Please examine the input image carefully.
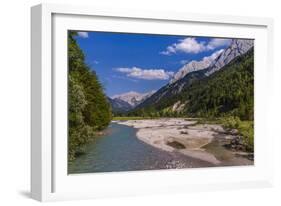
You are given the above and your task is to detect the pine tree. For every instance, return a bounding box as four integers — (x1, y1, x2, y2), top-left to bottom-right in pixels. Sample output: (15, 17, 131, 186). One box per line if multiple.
(68, 32, 111, 160)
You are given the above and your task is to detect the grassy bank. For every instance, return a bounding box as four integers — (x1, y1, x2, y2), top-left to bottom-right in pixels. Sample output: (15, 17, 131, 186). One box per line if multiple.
(112, 116, 159, 121)
(198, 116, 253, 152)
(235, 120, 254, 151)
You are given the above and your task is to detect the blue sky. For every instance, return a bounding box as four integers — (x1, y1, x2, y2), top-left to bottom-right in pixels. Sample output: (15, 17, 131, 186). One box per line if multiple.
(73, 31, 231, 97)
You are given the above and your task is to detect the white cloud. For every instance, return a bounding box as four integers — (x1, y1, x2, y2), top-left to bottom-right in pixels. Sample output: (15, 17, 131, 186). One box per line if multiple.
(77, 32, 89, 38)
(206, 38, 231, 50)
(160, 37, 205, 55)
(115, 66, 174, 80)
(180, 60, 189, 65)
(161, 37, 231, 55)
(202, 49, 224, 62)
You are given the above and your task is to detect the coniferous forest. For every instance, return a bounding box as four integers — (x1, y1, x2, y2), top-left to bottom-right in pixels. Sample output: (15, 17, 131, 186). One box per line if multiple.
(68, 32, 111, 160)
(68, 32, 254, 173)
(129, 48, 254, 121)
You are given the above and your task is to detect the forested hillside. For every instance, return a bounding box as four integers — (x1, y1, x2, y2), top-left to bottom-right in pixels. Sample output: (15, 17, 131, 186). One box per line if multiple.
(130, 48, 254, 121)
(68, 32, 111, 160)
(181, 48, 254, 120)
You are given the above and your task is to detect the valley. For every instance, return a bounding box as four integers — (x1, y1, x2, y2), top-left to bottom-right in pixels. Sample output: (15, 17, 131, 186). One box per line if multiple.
(116, 118, 253, 165)
(68, 31, 254, 173)
(107, 39, 254, 159)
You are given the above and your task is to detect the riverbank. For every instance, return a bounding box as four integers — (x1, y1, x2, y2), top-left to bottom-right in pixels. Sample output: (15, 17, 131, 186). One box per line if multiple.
(69, 122, 214, 173)
(116, 118, 253, 166)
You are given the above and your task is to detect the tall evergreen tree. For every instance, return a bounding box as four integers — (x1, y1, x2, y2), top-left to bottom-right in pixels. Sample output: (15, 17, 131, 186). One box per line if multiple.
(68, 32, 111, 160)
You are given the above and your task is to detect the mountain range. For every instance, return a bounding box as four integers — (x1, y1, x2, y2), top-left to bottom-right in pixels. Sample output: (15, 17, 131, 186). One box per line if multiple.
(107, 97, 132, 113)
(108, 39, 254, 117)
(131, 39, 254, 119)
(169, 49, 224, 84)
(108, 90, 155, 113)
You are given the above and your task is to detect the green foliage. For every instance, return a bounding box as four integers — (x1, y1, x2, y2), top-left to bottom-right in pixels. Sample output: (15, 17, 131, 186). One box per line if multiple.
(220, 116, 241, 129)
(112, 116, 158, 121)
(129, 49, 254, 152)
(132, 48, 254, 121)
(69, 76, 87, 127)
(68, 125, 96, 161)
(68, 32, 111, 160)
(219, 116, 254, 152)
(238, 121, 254, 151)
(180, 49, 254, 120)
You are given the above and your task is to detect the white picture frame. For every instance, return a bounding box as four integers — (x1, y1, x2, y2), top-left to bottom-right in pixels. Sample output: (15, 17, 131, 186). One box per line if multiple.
(31, 3, 274, 202)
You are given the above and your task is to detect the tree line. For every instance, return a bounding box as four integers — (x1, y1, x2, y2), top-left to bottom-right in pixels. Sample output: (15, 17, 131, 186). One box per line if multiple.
(129, 48, 254, 121)
(68, 32, 111, 160)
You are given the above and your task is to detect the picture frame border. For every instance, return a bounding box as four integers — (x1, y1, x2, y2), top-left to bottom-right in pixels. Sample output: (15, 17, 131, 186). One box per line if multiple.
(31, 3, 274, 202)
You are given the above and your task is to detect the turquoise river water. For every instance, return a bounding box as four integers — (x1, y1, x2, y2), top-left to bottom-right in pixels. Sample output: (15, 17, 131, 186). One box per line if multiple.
(68, 123, 213, 174)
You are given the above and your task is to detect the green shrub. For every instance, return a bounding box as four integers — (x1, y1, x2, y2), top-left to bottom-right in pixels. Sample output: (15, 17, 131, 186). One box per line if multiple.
(238, 121, 254, 151)
(220, 116, 241, 129)
(68, 32, 111, 161)
(219, 116, 254, 152)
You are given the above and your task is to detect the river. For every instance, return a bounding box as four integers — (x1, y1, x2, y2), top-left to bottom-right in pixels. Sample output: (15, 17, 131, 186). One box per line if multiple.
(68, 122, 213, 174)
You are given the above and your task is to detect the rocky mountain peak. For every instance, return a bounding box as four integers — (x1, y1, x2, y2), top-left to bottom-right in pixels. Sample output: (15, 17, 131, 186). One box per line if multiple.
(169, 49, 224, 84)
(111, 90, 156, 107)
(169, 39, 254, 84)
(205, 39, 254, 76)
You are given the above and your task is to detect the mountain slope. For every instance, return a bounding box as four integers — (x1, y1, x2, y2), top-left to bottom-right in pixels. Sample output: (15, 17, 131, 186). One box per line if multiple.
(205, 39, 254, 76)
(180, 48, 254, 119)
(135, 39, 254, 111)
(112, 90, 156, 108)
(131, 48, 254, 120)
(107, 97, 133, 113)
(169, 49, 223, 84)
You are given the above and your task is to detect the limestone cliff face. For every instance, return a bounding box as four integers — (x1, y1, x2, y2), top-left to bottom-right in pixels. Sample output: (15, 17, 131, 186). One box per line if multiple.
(136, 39, 254, 109)
(205, 39, 254, 76)
(170, 49, 223, 84)
(112, 90, 156, 107)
